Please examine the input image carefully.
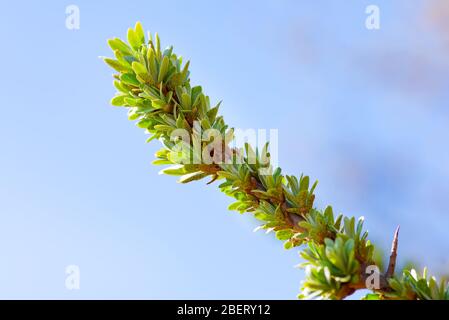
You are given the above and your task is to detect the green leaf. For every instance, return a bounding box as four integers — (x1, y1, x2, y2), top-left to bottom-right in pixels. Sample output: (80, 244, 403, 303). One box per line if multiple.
(343, 217, 355, 237)
(154, 124, 174, 132)
(134, 22, 145, 44)
(127, 108, 140, 120)
(131, 61, 147, 75)
(155, 33, 161, 57)
(284, 241, 293, 250)
(362, 293, 381, 300)
(158, 56, 169, 83)
(110, 95, 127, 106)
(146, 135, 158, 143)
(180, 60, 190, 81)
(217, 171, 236, 180)
(107, 38, 133, 56)
(152, 159, 172, 165)
(207, 105, 219, 123)
(181, 93, 191, 109)
(310, 180, 318, 195)
(163, 46, 173, 58)
(300, 176, 309, 191)
(228, 202, 241, 211)
(124, 97, 142, 107)
(159, 165, 186, 176)
(276, 229, 294, 241)
(147, 49, 158, 81)
(120, 73, 140, 86)
(113, 80, 128, 93)
(136, 119, 151, 128)
(127, 28, 141, 50)
(254, 212, 274, 222)
(178, 171, 208, 183)
(104, 58, 130, 73)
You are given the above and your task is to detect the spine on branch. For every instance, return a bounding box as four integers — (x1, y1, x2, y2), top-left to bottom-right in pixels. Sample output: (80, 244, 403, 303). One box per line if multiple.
(102, 22, 449, 300)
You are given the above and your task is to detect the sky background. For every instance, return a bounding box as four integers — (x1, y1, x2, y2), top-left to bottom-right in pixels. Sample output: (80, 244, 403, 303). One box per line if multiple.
(1, 0, 449, 299)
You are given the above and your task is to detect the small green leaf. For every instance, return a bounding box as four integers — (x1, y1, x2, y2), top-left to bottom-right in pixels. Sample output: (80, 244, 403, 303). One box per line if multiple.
(207, 105, 219, 123)
(362, 293, 381, 300)
(254, 212, 274, 222)
(181, 93, 191, 109)
(134, 22, 145, 44)
(147, 49, 158, 81)
(146, 135, 158, 143)
(136, 119, 151, 128)
(127, 28, 141, 50)
(155, 33, 161, 57)
(104, 58, 130, 73)
(131, 61, 147, 75)
(178, 171, 208, 183)
(120, 73, 140, 86)
(158, 56, 169, 83)
(107, 38, 133, 56)
(217, 171, 236, 180)
(159, 165, 186, 176)
(284, 241, 293, 250)
(113, 80, 129, 93)
(180, 60, 190, 81)
(228, 202, 241, 211)
(300, 176, 309, 191)
(152, 159, 172, 166)
(276, 229, 294, 241)
(127, 108, 140, 120)
(110, 95, 127, 106)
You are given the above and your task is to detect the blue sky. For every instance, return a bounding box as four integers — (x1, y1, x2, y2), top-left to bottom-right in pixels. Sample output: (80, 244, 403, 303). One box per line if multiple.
(1, 0, 448, 299)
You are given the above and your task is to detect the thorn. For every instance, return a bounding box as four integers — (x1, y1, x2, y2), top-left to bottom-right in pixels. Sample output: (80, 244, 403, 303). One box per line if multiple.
(391, 225, 400, 254)
(386, 225, 400, 278)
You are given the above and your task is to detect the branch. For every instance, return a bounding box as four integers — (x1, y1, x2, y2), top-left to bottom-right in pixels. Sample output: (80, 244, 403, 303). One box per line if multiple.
(103, 22, 449, 300)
